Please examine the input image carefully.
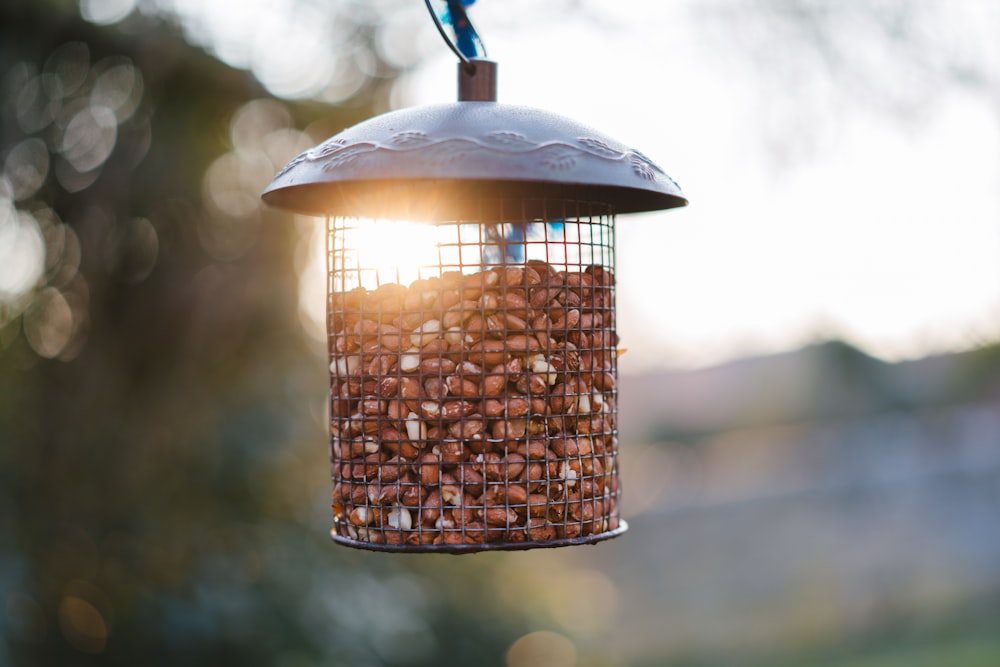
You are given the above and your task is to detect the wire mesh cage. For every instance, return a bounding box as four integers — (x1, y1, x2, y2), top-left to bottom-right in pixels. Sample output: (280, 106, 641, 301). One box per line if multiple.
(327, 199, 623, 551)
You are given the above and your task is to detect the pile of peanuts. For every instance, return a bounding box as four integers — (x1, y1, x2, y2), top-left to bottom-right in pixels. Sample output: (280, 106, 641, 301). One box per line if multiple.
(329, 259, 621, 547)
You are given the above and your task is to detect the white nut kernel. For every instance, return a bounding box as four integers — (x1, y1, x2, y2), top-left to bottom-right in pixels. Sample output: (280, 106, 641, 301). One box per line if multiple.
(410, 320, 441, 345)
(405, 412, 426, 441)
(400, 354, 421, 373)
(416, 318, 441, 337)
(332, 354, 362, 376)
(387, 508, 412, 530)
(529, 355, 558, 386)
(560, 461, 578, 489)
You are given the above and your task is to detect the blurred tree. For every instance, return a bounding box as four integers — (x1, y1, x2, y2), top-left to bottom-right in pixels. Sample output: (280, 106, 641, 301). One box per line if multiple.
(0, 2, 532, 665)
(693, 0, 1000, 165)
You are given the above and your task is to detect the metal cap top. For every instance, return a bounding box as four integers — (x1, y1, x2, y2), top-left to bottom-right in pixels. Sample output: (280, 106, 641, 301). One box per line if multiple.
(262, 101, 687, 221)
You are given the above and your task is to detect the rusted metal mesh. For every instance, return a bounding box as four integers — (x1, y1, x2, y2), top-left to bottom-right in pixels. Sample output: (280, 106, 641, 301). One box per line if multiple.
(328, 201, 622, 551)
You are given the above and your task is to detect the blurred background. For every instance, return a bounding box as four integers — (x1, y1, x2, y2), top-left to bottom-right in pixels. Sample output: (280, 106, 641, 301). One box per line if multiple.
(2, 0, 999, 665)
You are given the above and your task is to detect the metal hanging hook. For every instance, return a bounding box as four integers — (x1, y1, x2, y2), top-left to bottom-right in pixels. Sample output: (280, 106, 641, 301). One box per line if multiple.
(424, 0, 486, 73)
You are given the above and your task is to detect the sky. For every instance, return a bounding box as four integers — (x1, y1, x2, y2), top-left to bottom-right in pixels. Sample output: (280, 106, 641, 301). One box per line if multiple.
(394, 1, 1000, 371)
(11, 0, 999, 372)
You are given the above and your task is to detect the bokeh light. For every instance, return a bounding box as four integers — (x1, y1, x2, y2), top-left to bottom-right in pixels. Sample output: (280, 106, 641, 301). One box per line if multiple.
(44, 41, 90, 100)
(0, 202, 45, 301)
(543, 568, 621, 637)
(22, 286, 74, 359)
(152, 0, 399, 101)
(3, 138, 50, 201)
(38, 208, 82, 288)
(0, 35, 150, 357)
(80, 0, 137, 26)
(60, 104, 118, 173)
(250, 3, 337, 100)
(506, 631, 577, 667)
(200, 97, 315, 262)
(91, 58, 143, 123)
(57, 595, 107, 654)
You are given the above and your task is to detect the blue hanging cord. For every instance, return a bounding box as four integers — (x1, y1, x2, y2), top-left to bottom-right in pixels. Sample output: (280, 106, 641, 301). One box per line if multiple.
(425, 0, 486, 65)
(445, 0, 482, 59)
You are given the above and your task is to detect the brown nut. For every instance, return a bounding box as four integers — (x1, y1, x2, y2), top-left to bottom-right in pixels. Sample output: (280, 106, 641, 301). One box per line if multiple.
(379, 456, 406, 483)
(417, 452, 441, 485)
(440, 400, 477, 421)
(526, 518, 557, 541)
(482, 399, 505, 418)
(506, 335, 541, 353)
(505, 397, 530, 418)
(448, 418, 485, 441)
(420, 489, 443, 525)
(437, 441, 464, 465)
(401, 483, 427, 507)
(491, 419, 526, 441)
(520, 439, 548, 460)
(399, 377, 421, 400)
(360, 399, 385, 416)
(527, 493, 549, 518)
(423, 377, 449, 400)
(485, 483, 528, 508)
(445, 375, 480, 397)
(419, 357, 457, 375)
(456, 360, 483, 376)
(378, 483, 401, 506)
(502, 267, 524, 286)
(474, 452, 502, 481)
(443, 301, 478, 329)
(377, 376, 400, 398)
(550, 437, 579, 458)
(456, 465, 485, 497)
(504, 453, 527, 481)
(469, 340, 506, 367)
(482, 506, 518, 527)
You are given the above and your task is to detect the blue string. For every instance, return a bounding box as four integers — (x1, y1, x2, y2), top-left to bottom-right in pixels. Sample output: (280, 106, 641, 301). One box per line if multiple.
(444, 0, 481, 59)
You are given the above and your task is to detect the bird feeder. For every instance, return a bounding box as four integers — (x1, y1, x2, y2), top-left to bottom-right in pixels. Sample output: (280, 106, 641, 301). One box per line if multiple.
(262, 11, 686, 552)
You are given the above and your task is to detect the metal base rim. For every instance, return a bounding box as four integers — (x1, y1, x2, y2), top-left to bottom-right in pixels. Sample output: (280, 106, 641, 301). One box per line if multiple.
(329, 520, 628, 554)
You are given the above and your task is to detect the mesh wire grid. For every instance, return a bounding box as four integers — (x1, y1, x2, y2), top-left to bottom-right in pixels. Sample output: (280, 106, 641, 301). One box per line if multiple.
(327, 198, 625, 552)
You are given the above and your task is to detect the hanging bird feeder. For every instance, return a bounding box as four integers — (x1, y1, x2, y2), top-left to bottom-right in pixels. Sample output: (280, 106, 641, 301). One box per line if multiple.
(262, 1, 686, 552)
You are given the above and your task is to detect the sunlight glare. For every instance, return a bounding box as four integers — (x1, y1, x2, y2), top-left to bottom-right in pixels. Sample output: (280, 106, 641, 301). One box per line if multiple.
(338, 218, 449, 290)
(298, 218, 447, 342)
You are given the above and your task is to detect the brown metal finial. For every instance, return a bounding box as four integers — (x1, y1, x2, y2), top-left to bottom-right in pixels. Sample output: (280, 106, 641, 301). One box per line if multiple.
(458, 58, 498, 102)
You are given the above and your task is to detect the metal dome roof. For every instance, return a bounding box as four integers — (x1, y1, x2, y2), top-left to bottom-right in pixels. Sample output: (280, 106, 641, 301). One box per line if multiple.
(262, 101, 687, 222)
